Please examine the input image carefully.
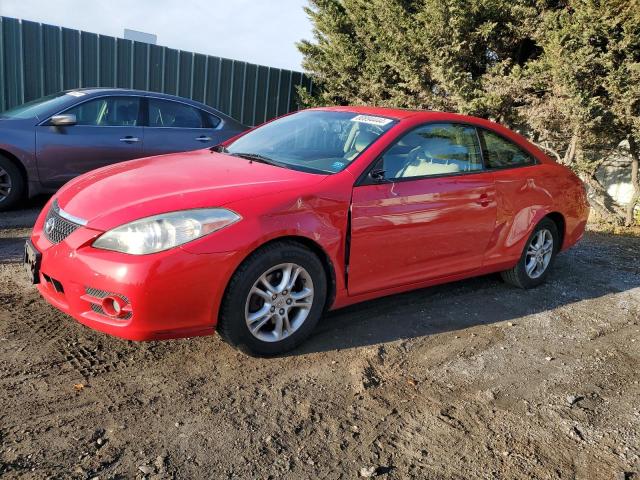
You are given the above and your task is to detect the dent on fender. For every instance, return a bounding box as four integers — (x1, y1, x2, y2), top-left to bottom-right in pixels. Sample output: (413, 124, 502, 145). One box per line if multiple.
(504, 206, 550, 248)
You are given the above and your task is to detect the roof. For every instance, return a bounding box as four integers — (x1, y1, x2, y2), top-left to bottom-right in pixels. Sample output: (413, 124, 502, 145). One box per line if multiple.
(65, 87, 184, 98)
(313, 105, 489, 124)
(313, 105, 514, 131)
(60, 88, 243, 126)
(313, 105, 422, 120)
(311, 105, 548, 162)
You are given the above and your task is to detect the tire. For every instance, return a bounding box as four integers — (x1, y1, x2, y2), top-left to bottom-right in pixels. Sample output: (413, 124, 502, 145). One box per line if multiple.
(501, 218, 559, 289)
(217, 241, 327, 356)
(0, 155, 25, 211)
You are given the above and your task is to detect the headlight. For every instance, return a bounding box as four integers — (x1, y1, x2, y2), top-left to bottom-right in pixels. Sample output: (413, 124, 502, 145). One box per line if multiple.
(92, 208, 241, 255)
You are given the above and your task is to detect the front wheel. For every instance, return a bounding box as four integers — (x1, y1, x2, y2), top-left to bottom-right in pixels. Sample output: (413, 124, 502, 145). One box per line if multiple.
(217, 241, 327, 356)
(501, 218, 559, 289)
(0, 155, 25, 211)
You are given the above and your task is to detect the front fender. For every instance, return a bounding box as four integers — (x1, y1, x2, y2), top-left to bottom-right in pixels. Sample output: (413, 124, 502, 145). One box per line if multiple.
(180, 187, 351, 297)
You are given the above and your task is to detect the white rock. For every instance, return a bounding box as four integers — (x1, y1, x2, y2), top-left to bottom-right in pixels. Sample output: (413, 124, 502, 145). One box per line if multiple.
(360, 466, 376, 477)
(138, 465, 154, 475)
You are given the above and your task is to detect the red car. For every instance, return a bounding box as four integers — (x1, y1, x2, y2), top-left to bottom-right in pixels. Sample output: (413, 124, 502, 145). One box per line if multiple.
(26, 107, 589, 355)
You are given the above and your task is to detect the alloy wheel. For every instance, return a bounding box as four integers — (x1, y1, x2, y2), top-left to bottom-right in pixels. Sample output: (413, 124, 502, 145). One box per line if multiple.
(245, 263, 314, 342)
(0, 166, 12, 203)
(525, 228, 554, 279)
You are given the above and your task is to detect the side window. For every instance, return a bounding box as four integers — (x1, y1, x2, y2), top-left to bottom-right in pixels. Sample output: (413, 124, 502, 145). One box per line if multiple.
(148, 99, 205, 128)
(204, 112, 221, 128)
(381, 123, 483, 180)
(480, 129, 535, 168)
(65, 96, 140, 126)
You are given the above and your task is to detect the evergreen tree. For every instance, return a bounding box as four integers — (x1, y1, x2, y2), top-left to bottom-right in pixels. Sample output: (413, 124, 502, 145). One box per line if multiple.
(298, 0, 640, 225)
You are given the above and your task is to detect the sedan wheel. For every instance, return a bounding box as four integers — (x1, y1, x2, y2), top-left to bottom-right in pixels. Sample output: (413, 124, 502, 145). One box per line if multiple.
(0, 166, 12, 201)
(218, 241, 327, 356)
(524, 228, 554, 279)
(0, 155, 26, 212)
(0, 156, 25, 211)
(245, 263, 314, 342)
(501, 218, 559, 289)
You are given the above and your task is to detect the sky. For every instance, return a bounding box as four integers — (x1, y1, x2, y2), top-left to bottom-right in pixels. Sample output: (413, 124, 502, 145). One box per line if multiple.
(0, 0, 314, 71)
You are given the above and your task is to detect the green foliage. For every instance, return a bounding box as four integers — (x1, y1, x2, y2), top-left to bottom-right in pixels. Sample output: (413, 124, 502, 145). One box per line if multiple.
(298, 0, 640, 223)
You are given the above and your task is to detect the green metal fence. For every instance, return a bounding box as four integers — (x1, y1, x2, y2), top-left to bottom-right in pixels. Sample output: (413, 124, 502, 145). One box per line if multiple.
(0, 16, 313, 125)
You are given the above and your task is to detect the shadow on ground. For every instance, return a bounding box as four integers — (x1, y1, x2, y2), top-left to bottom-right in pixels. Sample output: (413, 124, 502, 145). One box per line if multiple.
(294, 234, 640, 355)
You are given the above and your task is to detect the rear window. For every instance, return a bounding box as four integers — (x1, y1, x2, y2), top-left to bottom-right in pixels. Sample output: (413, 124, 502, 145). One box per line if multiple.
(148, 99, 205, 128)
(480, 129, 535, 168)
(204, 112, 221, 128)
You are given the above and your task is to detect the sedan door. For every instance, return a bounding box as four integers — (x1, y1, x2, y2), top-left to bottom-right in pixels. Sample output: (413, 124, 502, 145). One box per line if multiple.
(35, 95, 143, 188)
(348, 123, 497, 296)
(142, 98, 225, 156)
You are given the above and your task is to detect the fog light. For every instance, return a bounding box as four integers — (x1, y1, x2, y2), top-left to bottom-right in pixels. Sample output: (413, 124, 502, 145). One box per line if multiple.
(101, 296, 127, 318)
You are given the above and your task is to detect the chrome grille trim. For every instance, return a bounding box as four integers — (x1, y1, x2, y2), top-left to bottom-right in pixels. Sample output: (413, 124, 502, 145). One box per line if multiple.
(43, 200, 84, 244)
(57, 205, 88, 226)
(84, 287, 130, 304)
(89, 302, 132, 320)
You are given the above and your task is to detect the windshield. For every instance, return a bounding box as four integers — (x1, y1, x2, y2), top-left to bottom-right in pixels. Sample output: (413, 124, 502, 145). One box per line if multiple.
(225, 110, 397, 174)
(0, 91, 77, 120)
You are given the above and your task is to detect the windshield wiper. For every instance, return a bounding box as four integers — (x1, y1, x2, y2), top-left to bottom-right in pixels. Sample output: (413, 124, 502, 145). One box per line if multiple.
(229, 152, 288, 168)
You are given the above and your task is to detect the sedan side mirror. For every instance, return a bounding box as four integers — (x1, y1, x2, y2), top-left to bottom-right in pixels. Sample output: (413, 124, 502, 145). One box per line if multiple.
(49, 114, 77, 126)
(369, 168, 387, 183)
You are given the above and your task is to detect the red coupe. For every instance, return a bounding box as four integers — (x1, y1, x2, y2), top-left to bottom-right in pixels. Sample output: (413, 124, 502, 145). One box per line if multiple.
(26, 107, 589, 355)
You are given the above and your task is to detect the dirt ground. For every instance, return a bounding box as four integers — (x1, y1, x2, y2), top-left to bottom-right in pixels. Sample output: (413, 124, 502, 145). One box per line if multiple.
(0, 199, 639, 479)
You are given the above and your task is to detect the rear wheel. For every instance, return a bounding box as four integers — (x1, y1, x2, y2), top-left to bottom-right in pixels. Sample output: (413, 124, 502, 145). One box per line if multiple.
(501, 218, 559, 289)
(217, 241, 327, 356)
(0, 155, 25, 211)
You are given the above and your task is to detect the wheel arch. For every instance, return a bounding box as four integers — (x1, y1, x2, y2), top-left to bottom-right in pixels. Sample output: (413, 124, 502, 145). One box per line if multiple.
(544, 211, 566, 251)
(225, 235, 338, 313)
(0, 148, 28, 186)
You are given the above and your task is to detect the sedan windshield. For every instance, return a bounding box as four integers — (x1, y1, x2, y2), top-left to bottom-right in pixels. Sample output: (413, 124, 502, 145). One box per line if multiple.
(0, 92, 75, 120)
(225, 110, 397, 174)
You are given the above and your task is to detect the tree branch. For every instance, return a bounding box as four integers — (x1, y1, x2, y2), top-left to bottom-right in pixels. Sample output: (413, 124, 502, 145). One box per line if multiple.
(625, 135, 640, 226)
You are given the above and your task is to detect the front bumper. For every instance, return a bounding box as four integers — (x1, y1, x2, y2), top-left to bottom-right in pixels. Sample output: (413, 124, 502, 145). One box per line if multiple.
(31, 224, 242, 341)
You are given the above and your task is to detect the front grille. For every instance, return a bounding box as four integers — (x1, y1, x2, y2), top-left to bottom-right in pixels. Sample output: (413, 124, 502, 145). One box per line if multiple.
(89, 303, 132, 320)
(43, 200, 82, 244)
(84, 286, 130, 304)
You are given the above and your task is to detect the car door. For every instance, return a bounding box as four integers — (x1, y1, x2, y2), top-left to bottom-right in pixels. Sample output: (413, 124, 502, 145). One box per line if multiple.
(142, 98, 224, 156)
(35, 95, 143, 188)
(348, 123, 497, 296)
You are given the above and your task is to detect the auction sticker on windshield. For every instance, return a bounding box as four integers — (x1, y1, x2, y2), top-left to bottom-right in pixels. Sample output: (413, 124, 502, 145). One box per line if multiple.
(350, 115, 393, 126)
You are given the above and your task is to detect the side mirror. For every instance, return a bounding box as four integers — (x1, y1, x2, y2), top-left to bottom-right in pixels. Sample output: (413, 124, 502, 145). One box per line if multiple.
(49, 114, 77, 126)
(369, 168, 387, 183)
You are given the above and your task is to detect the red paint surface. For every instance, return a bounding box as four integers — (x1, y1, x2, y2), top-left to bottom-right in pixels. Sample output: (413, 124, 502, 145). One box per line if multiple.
(31, 107, 589, 340)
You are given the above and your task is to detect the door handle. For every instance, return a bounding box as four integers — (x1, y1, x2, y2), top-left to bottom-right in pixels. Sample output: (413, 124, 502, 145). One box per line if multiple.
(195, 135, 212, 142)
(119, 136, 140, 143)
(477, 193, 490, 207)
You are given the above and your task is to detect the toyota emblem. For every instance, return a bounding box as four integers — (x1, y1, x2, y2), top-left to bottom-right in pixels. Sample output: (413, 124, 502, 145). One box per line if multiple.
(45, 217, 56, 235)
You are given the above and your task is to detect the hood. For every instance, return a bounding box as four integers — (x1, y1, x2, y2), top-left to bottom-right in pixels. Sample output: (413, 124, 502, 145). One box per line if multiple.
(56, 149, 327, 231)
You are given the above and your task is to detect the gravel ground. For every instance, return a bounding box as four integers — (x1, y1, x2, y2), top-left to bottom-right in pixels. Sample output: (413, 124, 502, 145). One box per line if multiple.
(0, 200, 639, 479)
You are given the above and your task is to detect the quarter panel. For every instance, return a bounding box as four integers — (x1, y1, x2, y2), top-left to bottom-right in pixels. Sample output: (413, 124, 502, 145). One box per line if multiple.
(483, 163, 588, 268)
(482, 165, 554, 267)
